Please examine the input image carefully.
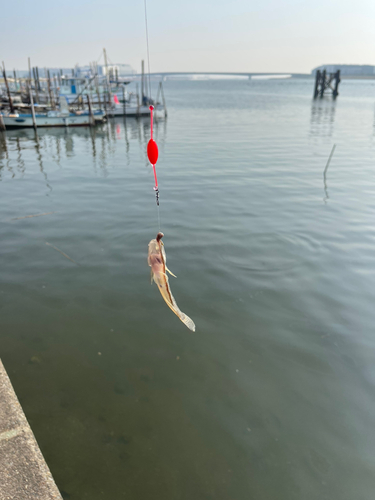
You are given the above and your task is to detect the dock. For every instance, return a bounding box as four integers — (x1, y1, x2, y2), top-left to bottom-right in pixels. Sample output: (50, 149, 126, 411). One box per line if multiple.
(0, 359, 62, 500)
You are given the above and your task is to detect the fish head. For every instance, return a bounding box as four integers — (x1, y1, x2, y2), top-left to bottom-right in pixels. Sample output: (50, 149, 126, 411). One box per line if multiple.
(148, 234, 164, 271)
(156, 232, 164, 244)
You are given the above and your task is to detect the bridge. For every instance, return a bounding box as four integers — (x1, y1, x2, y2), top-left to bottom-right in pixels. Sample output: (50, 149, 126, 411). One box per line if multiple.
(147, 71, 311, 79)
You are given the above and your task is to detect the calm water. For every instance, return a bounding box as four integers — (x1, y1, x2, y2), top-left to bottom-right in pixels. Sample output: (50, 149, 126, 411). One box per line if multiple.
(1, 78, 375, 499)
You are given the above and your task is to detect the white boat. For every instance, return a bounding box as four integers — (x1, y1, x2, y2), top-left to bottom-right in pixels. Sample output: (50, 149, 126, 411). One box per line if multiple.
(107, 103, 165, 117)
(59, 75, 131, 105)
(105, 91, 165, 117)
(2, 109, 105, 128)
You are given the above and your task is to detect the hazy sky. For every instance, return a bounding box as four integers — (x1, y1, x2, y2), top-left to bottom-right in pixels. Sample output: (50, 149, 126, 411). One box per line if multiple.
(2, 0, 375, 74)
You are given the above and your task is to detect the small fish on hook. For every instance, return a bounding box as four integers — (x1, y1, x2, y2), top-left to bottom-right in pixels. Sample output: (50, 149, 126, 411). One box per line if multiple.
(148, 232, 195, 331)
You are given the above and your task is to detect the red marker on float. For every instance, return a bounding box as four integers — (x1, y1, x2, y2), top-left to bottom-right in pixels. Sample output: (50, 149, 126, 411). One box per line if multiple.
(147, 105, 160, 205)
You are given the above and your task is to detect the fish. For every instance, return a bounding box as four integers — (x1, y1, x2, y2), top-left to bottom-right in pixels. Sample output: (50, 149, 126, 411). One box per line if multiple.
(148, 232, 196, 331)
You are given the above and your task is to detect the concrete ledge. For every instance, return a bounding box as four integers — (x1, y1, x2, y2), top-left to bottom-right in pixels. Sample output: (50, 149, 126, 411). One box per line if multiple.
(0, 359, 62, 500)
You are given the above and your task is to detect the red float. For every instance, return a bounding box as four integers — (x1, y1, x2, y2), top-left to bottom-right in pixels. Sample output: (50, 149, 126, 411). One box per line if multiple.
(147, 138, 159, 166)
(147, 105, 159, 194)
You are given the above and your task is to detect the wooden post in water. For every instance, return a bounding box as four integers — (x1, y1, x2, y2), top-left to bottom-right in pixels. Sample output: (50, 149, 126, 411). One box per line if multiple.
(87, 95, 94, 126)
(53, 74, 57, 104)
(0, 113, 6, 131)
(136, 83, 140, 118)
(32, 67, 40, 103)
(313, 70, 320, 98)
(28, 84, 37, 130)
(333, 70, 340, 98)
(2, 62, 15, 114)
(122, 86, 126, 118)
(13, 69, 18, 92)
(28, 57, 32, 86)
(103, 90, 108, 116)
(36, 67, 41, 91)
(313, 68, 341, 99)
(320, 70, 326, 98)
(47, 70, 55, 109)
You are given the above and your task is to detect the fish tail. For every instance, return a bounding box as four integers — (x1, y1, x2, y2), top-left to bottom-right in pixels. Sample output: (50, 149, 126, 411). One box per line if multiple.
(179, 313, 196, 332)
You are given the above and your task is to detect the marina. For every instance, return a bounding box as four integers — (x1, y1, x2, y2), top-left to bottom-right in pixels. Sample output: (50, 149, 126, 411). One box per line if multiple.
(0, 52, 167, 129)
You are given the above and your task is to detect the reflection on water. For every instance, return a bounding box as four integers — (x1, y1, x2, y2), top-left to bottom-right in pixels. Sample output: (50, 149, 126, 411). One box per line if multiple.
(0, 131, 8, 163)
(310, 98, 336, 138)
(1, 80, 375, 500)
(0, 117, 167, 182)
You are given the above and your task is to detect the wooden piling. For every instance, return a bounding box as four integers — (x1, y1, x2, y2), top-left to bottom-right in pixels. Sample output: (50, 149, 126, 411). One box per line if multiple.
(87, 95, 95, 126)
(122, 86, 127, 118)
(320, 70, 326, 98)
(28, 57, 31, 85)
(36, 67, 41, 91)
(0, 113, 6, 131)
(13, 69, 17, 91)
(47, 70, 55, 109)
(53, 74, 58, 104)
(136, 83, 140, 118)
(2, 62, 15, 114)
(32, 67, 40, 103)
(313, 70, 320, 98)
(333, 70, 340, 98)
(103, 90, 108, 116)
(313, 68, 341, 99)
(28, 84, 37, 130)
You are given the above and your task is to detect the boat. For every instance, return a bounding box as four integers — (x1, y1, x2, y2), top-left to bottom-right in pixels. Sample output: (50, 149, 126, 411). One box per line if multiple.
(107, 93, 165, 118)
(2, 109, 105, 128)
(108, 102, 165, 117)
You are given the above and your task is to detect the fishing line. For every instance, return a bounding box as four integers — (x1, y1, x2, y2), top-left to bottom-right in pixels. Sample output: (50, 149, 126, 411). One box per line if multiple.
(144, 0, 161, 230)
(144, 0, 152, 99)
(156, 200, 161, 232)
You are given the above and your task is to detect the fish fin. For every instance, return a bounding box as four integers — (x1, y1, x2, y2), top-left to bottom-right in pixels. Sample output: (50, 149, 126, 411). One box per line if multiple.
(166, 266, 177, 278)
(179, 313, 196, 332)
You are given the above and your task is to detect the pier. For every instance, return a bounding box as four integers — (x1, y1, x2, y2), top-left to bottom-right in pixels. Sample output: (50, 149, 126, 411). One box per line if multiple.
(0, 359, 62, 499)
(313, 69, 341, 98)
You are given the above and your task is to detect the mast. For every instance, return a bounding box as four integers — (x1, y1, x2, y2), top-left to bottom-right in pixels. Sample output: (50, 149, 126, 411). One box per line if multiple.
(103, 48, 112, 105)
(141, 59, 145, 102)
